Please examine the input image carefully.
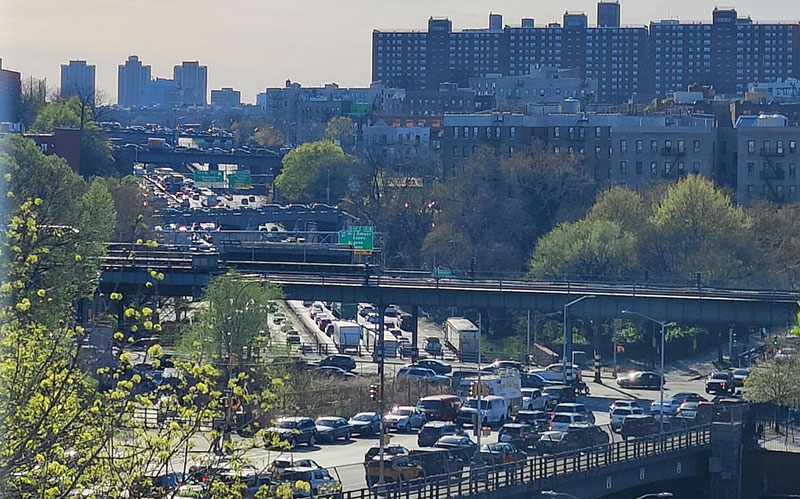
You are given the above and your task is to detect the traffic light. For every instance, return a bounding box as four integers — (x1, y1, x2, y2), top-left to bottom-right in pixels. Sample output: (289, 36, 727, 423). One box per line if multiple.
(773, 336, 780, 346)
(369, 384, 378, 401)
(732, 332, 738, 344)
(468, 381, 477, 398)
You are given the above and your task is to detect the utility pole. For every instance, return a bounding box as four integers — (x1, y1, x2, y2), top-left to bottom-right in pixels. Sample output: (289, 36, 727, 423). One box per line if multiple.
(526, 310, 531, 365)
(377, 303, 386, 484)
(476, 312, 483, 450)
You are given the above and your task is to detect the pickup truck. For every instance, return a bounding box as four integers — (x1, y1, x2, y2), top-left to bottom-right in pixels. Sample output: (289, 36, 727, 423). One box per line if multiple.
(705, 372, 734, 395)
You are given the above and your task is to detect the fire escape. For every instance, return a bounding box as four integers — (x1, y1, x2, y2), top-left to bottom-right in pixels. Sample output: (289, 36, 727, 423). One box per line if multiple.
(760, 143, 785, 202)
(660, 142, 686, 178)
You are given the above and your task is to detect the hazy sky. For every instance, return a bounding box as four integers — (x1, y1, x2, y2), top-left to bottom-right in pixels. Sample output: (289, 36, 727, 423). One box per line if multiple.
(2, 0, 800, 104)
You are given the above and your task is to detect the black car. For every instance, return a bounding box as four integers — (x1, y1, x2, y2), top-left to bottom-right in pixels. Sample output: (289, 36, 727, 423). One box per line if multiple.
(514, 410, 549, 431)
(521, 372, 550, 389)
(319, 354, 357, 372)
(542, 384, 577, 408)
(267, 417, 318, 448)
(705, 372, 735, 395)
(348, 412, 382, 436)
(616, 371, 664, 389)
(434, 435, 477, 462)
(416, 359, 452, 375)
(498, 423, 538, 450)
(314, 417, 352, 442)
(418, 421, 466, 447)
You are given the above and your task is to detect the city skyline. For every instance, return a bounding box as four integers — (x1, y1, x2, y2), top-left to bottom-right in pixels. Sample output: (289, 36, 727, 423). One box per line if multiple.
(3, 0, 800, 104)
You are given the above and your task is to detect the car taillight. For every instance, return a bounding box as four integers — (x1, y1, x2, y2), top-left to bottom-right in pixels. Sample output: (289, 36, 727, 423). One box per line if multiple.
(202, 476, 209, 482)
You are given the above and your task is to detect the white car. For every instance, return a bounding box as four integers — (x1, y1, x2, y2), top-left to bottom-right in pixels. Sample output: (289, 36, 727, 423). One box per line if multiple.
(384, 406, 427, 432)
(610, 407, 644, 432)
(650, 398, 681, 416)
(396, 367, 449, 385)
(522, 388, 548, 410)
(549, 412, 587, 431)
(609, 400, 641, 414)
(530, 363, 581, 383)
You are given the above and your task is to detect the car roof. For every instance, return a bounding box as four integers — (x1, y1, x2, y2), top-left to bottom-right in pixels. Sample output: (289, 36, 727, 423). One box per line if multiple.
(352, 412, 377, 417)
(280, 416, 311, 422)
(423, 421, 453, 428)
(316, 416, 344, 422)
(419, 394, 460, 401)
(501, 423, 532, 429)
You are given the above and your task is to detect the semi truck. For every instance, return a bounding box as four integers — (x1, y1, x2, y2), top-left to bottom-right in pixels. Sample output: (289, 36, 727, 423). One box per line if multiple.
(331, 321, 362, 353)
(443, 317, 479, 362)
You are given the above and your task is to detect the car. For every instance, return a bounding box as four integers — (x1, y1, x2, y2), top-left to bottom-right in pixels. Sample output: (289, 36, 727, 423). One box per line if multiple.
(536, 430, 584, 455)
(266, 417, 318, 448)
(418, 421, 466, 447)
(285, 330, 301, 345)
(706, 371, 735, 395)
(365, 455, 423, 486)
(279, 467, 341, 498)
(363, 444, 410, 463)
(609, 400, 643, 414)
(616, 371, 664, 389)
(415, 359, 452, 375)
(348, 412, 382, 436)
(498, 422, 538, 449)
(313, 366, 357, 378)
(434, 435, 477, 462)
(384, 306, 398, 318)
(317, 317, 334, 334)
(272, 313, 286, 324)
(675, 401, 713, 426)
(620, 414, 660, 440)
(671, 392, 707, 405)
(319, 354, 356, 372)
(366, 313, 381, 325)
(457, 396, 509, 427)
(610, 407, 645, 432)
(268, 458, 321, 479)
(384, 405, 427, 432)
(542, 384, 577, 409)
(514, 410, 550, 431)
(522, 388, 547, 410)
(314, 417, 352, 442)
(416, 395, 463, 421)
(521, 372, 551, 389)
(530, 363, 582, 383)
(553, 403, 595, 424)
(302, 300, 313, 307)
(731, 368, 750, 387)
(549, 412, 587, 431)
(568, 423, 610, 449)
(358, 305, 376, 317)
(424, 337, 443, 355)
(310, 304, 323, 319)
(396, 366, 449, 385)
(650, 398, 682, 416)
(478, 442, 526, 467)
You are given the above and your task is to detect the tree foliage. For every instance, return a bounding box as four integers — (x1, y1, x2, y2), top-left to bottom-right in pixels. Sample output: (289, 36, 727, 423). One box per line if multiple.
(744, 357, 800, 407)
(231, 117, 284, 148)
(274, 140, 351, 201)
(323, 116, 355, 148)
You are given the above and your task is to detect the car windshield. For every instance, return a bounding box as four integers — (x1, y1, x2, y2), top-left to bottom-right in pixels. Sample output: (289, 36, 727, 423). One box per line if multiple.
(734, 369, 748, 376)
(316, 419, 337, 427)
(522, 390, 536, 397)
(553, 414, 572, 423)
(392, 408, 412, 416)
(278, 421, 297, 429)
(465, 399, 489, 409)
(712, 373, 728, 379)
(417, 400, 441, 410)
(353, 414, 374, 421)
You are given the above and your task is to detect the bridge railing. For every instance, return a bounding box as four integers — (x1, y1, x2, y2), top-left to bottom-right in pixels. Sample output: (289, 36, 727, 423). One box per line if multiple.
(325, 425, 712, 499)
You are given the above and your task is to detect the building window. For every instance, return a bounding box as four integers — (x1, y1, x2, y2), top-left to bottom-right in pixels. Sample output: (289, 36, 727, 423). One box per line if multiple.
(486, 127, 492, 138)
(664, 139, 672, 153)
(748, 140, 755, 154)
(651, 139, 658, 153)
(678, 161, 685, 175)
(678, 140, 685, 153)
(495, 127, 501, 138)
(452, 146, 458, 158)
(747, 185, 754, 198)
(463, 146, 469, 158)
(595, 146, 602, 158)
(509, 146, 515, 156)
(651, 162, 658, 177)
(595, 127, 602, 138)
(554, 127, 561, 138)
(791, 185, 797, 201)
(777, 185, 784, 200)
(763, 140, 771, 153)
(664, 162, 671, 175)
(693, 140, 701, 153)
(619, 160, 628, 174)
(453, 127, 459, 138)
(579, 127, 586, 139)
(636, 139, 643, 153)
(747, 162, 755, 176)
(620, 139, 628, 153)
(777, 140, 785, 155)
(463, 126, 469, 138)
(510, 126, 516, 138)
(791, 140, 797, 153)
(554, 146, 560, 154)
(473, 146, 479, 156)
(636, 161, 643, 175)
(790, 163, 796, 177)
(568, 127, 575, 138)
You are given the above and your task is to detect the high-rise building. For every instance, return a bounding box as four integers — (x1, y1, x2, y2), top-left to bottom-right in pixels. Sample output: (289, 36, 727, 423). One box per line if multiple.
(60, 60, 95, 101)
(597, 1, 621, 28)
(210, 87, 241, 108)
(0, 59, 21, 122)
(650, 8, 800, 97)
(173, 61, 207, 106)
(117, 55, 151, 107)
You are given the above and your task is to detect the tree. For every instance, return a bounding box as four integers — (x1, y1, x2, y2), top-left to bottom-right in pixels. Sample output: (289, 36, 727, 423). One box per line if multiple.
(98, 176, 154, 242)
(529, 219, 638, 278)
(747, 201, 800, 289)
(231, 117, 284, 148)
(744, 357, 800, 407)
(586, 186, 649, 235)
(274, 140, 350, 201)
(323, 116, 355, 149)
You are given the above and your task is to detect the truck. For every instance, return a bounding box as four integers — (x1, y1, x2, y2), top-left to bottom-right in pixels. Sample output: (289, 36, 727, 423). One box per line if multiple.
(443, 318, 479, 362)
(330, 302, 358, 320)
(455, 368, 522, 415)
(331, 321, 362, 353)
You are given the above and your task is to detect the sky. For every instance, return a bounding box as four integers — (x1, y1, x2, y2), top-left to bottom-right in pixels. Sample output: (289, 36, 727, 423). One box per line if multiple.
(2, 0, 800, 104)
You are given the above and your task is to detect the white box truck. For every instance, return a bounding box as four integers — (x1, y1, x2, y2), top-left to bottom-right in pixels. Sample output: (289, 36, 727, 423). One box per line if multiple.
(456, 368, 523, 414)
(332, 321, 362, 353)
(443, 317, 479, 362)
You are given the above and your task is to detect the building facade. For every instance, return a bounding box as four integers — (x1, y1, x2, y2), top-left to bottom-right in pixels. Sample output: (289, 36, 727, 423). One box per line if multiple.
(173, 61, 207, 106)
(735, 114, 800, 203)
(0, 59, 21, 123)
(469, 66, 597, 111)
(117, 56, 151, 107)
(61, 60, 95, 101)
(210, 87, 242, 108)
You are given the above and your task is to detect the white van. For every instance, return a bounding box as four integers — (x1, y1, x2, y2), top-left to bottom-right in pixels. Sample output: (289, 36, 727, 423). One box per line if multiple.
(456, 395, 509, 426)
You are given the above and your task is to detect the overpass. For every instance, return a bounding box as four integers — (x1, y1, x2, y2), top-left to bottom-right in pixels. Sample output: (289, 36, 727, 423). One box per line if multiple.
(98, 251, 800, 326)
(155, 206, 353, 231)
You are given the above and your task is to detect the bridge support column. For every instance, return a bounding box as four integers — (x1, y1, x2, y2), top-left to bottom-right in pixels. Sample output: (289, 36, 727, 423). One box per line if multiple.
(411, 305, 419, 362)
(709, 422, 743, 499)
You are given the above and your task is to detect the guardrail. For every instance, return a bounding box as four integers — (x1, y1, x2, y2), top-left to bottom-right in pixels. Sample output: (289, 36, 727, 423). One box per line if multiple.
(326, 426, 712, 499)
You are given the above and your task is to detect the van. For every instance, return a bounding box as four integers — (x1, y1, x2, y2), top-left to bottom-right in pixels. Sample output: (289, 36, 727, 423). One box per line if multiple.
(456, 396, 509, 426)
(416, 395, 462, 421)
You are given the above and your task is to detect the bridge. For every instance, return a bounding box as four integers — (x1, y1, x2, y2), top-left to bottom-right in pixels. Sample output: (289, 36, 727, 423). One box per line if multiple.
(155, 206, 353, 232)
(98, 249, 800, 327)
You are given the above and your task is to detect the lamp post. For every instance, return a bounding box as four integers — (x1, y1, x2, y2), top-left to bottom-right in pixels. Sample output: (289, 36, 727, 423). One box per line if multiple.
(622, 309, 666, 439)
(563, 296, 595, 383)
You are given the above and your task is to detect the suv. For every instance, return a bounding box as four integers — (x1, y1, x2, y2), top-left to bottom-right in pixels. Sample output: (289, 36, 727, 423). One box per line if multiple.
(416, 395, 462, 421)
(536, 430, 583, 455)
(364, 444, 410, 464)
(514, 410, 549, 431)
(553, 403, 595, 424)
(266, 417, 317, 448)
(522, 388, 547, 410)
(610, 407, 644, 432)
(319, 354, 356, 372)
(705, 372, 734, 395)
(542, 385, 577, 409)
(498, 422, 538, 450)
(569, 423, 609, 449)
(550, 413, 587, 431)
(280, 467, 341, 498)
(620, 415, 660, 440)
(418, 421, 466, 447)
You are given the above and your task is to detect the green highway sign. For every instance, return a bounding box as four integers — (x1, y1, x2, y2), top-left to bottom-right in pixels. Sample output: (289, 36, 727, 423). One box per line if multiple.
(194, 170, 224, 183)
(339, 225, 374, 252)
(227, 170, 252, 189)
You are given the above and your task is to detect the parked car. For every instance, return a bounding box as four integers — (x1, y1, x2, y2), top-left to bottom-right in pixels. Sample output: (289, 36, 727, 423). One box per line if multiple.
(478, 442, 526, 467)
(705, 371, 735, 395)
(416, 359, 452, 375)
(384, 405, 427, 432)
(266, 417, 317, 448)
(610, 407, 645, 432)
(522, 388, 547, 410)
(416, 395, 463, 421)
(609, 400, 643, 414)
(620, 415, 660, 440)
(348, 412, 382, 436)
(397, 366, 449, 385)
(731, 368, 750, 388)
(434, 435, 477, 462)
(514, 410, 550, 431)
(418, 421, 466, 447)
(616, 371, 663, 389)
(268, 458, 321, 479)
(498, 422, 539, 449)
(553, 403, 595, 424)
(279, 467, 341, 498)
(550, 413, 587, 431)
(314, 417, 352, 442)
(365, 455, 423, 486)
(319, 354, 356, 372)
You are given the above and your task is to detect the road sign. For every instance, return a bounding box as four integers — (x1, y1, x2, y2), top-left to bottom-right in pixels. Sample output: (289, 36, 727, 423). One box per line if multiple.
(339, 226, 374, 252)
(435, 269, 453, 278)
(227, 170, 252, 189)
(194, 170, 224, 183)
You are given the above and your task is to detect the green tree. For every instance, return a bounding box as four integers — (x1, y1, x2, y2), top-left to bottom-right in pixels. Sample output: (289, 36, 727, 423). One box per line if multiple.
(744, 357, 800, 407)
(231, 117, 284, 148)
(98, 176, 154, 241)
(529, 219, 638, 278)
(323, 116, 355, 148)
(748, 200, 800, 289)
(586, 186, 649, 235)
(274, 140, 350, 201)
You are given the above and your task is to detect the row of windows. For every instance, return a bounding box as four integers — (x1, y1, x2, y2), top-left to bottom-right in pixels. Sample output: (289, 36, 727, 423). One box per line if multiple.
(618, 138, 704, 154)
(746, 184, 797, 201)
(745, 162, 798, 177)
(453, 126, 511, 139)
(746, 139, 798, 154)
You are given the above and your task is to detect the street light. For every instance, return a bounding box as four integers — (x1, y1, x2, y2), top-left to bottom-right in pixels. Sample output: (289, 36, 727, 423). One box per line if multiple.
(621, 309, 666, 439)
(563, 296, 595, 383)
(541, 491, 580, 499)
(636, 493, 673, 499)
